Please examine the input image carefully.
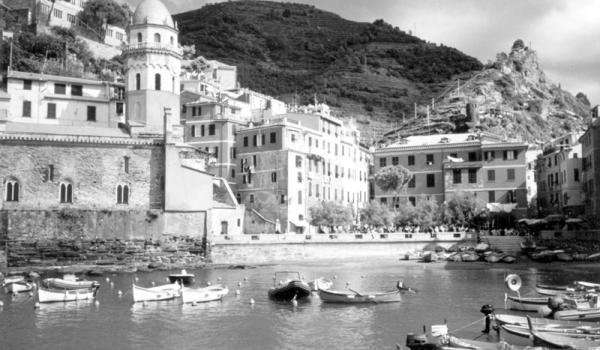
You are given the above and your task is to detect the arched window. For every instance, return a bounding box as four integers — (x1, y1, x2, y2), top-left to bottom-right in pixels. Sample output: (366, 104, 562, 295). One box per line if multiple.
(154, 73, 161, 90)
(5, 179, 19, 202)
(170, 36, 174, 45)
(135, 73, 141, 90)
(60, 182, 73, 203)
(137, 32, 142, 43)
(117, 184, 129, 204)
(154, 33, 161, 43)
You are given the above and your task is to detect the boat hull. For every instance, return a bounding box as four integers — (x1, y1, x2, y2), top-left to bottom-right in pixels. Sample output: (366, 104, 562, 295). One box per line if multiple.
(531, 328, 600, 349)
(181, 285, 228, 303)
(318, 289, 401, 303)
(536, 283, 570, 296)
(502, 324, 600, 339)
(38, 287, 96, 303)
(42, 278, 99, 290)
(268, 280, 311, 301)
(132, 283, 181, 302)
(7, 281, 34, 293)
(505, 295, 551, 315)
(553, 309, 600, 321)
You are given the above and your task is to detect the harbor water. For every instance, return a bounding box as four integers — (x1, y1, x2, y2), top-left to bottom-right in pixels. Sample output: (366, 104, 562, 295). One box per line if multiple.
(1, 258, 598, 350)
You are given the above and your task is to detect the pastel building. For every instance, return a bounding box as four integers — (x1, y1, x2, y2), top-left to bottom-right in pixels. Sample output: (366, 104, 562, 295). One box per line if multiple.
(580, 123, 600, 221)
(235, 112, 370, 234)
(536, 134, 583, 216)
(373, 133, 529, 218)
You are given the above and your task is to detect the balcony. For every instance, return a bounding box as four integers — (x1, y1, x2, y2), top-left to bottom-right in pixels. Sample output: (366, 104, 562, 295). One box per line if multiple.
(123, 42, 183, 56)
(442, 160, 483, 169)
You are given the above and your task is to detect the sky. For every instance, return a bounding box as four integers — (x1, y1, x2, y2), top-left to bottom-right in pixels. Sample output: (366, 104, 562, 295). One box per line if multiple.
(128, 0, 600, 105)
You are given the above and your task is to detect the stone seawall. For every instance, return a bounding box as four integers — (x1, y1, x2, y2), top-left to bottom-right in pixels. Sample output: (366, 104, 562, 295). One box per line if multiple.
(210, 241, 461, 264)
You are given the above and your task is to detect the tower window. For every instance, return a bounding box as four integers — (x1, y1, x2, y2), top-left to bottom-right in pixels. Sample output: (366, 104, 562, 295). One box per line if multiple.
(135, 74, 141, 90)
(155, 74, 161, 90)
(123, 156, 130, 174)
(170, 36, 174, 45)
(47, 103, 56, 119)
(137, 32, 142, 43)
(154, 33, 161, 43)
(117, 184, 129, 204)
(5, 180, 19, 202)
(86, 106, 96, 121)
(60, 183, 73, 203)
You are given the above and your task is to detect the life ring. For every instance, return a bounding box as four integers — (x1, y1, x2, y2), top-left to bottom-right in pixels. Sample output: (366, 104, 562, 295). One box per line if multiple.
(505, 274, 522, 291)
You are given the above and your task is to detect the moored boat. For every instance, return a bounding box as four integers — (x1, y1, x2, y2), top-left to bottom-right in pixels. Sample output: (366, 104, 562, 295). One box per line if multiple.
(501, 255, 517, 263)
(495, 313, 600, 328)
(132, 282, 181, 303)
(318, 284, 403, 304)
(531, 250, 556, 262)
(181, 285, 228, 303)
(484, 252, 502, 263)
(268, 271, 311, 301)
(553, 308, 600, 321)
(502, 323, 600, 339)
(42, 277, 100, 290)
(527, 316, 600, 348)
(504, 293, 551, 315)
(168, 269, 195, 286)
(536, 283, 571, 296)
(38, 286, 97, 303)
(585, 252, 600, 261)
(6, 281, 34, 294)
(308, 277, 333, 291)
(555, 252, 574, 262)
(461, 253, 479, 262)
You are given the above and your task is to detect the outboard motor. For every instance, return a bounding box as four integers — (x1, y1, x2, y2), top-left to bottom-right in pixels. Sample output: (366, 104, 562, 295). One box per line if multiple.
(406, 333, 442, 350)
(547, 296, 565, 318)
(480, 304, 495, 333)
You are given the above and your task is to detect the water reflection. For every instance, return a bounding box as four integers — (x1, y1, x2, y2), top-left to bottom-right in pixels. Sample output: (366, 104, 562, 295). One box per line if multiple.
(35, 300, 94, 330)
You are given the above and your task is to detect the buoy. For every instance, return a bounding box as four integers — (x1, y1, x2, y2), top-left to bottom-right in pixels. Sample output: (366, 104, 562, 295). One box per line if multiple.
(207, 281, 212, 286)
(143, 301, 148, 307)
(34, 302, 40, 309)
(94, 300, 100, 307)
(110, 282, 114, 288)
(134, 276, 139, 282)
(346, 282, 350, 286)
(151, 281, 155, 286)
(505, 274, 522, 292)
(235, 289, 240, 296)
(249, 298, 255, 305)
(118, 290, 123, 297)
(0, 301, 4, 307)
(105, 277, 110, 282)
(237, 282, 242, 287)
(166, 277, 170, 282)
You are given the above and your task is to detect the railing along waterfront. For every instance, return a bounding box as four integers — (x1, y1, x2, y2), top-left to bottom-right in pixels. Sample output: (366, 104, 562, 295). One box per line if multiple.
(212, 231, 470, 244)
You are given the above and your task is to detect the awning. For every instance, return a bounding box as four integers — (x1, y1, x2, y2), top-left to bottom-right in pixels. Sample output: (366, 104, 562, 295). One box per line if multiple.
(486, 203, 517, 213)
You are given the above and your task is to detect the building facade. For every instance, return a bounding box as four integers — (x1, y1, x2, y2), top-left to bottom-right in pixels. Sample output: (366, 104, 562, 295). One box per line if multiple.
(580, 122, 600, 221)
(373, 133, 529, 218)
(536, 134, 583, 216)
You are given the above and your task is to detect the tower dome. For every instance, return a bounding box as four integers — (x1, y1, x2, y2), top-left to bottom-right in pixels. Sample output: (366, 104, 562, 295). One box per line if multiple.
(132, 0, 174, 28)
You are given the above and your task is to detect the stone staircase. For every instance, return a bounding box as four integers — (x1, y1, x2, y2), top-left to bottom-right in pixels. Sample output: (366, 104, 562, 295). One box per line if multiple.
(483, 236, 524, 255)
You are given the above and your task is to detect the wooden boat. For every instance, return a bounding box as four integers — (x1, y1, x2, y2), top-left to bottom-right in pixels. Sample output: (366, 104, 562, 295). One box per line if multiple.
(504, 293, 551, 315)
(576, 281, 600, 290)
(501, 255, 516, 263)
(553, 308, 600, 321)
(6, 281, 34, 293)
(573, 253, 589, 261)
(2, 276, 25, 286)
(520, 240, 537, 254)
(181, 285, 228, 303)
(406, 330, 533, 350)
(318, 287, 402, 304)
(42, 277, 100, 290)
(132, 282, 181, 303)
(502, 323, 600, 339)
(268, 271, 311, 301)
(536, 283, 571, 296)
(496, 313, 600, 328)
(308, 277, 333, 291)
(168, 269, 195, 286)
(527, 316, 600, 349)
(38, 286, 96, 303)
(461, 253, 479, 262)
(485, 252, 502, 263)
(555, 252, 574, 262)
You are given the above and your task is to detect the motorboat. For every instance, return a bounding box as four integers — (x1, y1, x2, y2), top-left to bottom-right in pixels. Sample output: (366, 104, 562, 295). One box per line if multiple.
(181, 285, 228, 303)
(132, 282, 181, 302)
(267, 271, 311, 301)
(168, 269, 195, 286)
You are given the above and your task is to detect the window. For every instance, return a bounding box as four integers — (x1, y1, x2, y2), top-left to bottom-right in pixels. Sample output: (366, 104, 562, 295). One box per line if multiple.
(116, 102, 124, 116)
(200, 125, 205, 136)
(116, 184, 129, 204)
(236, 193, 241, 204)
(5, 180, 19, 202)
(23, 80, 32, 90)
(214, 147, 219, 158)
(280, 194, 286, 204)
(71, 85, 83, 96)
(488, 191, 495, 202)
(409, 197, 416, 206)
(426, 174, 435, 187)
(243, 137, 248, 147)
(484, 151, 495, 161)
(47, 103, 56, 119)
(60, 183, 73, 203)
(270, 132, 276, 143)
(261, 134, 265, 146)
(507, 168, 515, 181)
(45, 165, 54, 182)
(208, 124, 215, 136)
(504, 150, 517, 160)
(392, 157, 399, 166)
(408, 177, 415, 188)
(298, 172, 302, 183)
(507, 190, 515, 204)
(252, 135, 257, 146)
(116, 32, 124, 41)
(137, 33, 142, 42)
(574, 168, 580, 182)
(315, 184, 320, 198)
(487, 170, 495, 182)
(298, 190, 302, 204)
(54, 83, 66, 94)
(271, 172, 277, 182)
(154, 33, 161, 43)
(308, 182, 312, 196)
(468, 168, 477, 183)
(231, 169, 235, 178)
(252, 155, 257, 166)
(426, 154, 434, 165)
(468, 152, 477, 161)
(379, 157, 387, 167)
(453, 169, 462, 184)
(154, 74, 161, 90)
(87, 106, 96, 121)
(53, 8, 62, 18)
(249, 194, 254, 203)
(296, 156, 302, 168)
(231, 147, 236, 159)
(408, 155, 415, 166)
(380, 197, 387, 205)
(135, 74, 141, 90)
(291, 133, 296, 142)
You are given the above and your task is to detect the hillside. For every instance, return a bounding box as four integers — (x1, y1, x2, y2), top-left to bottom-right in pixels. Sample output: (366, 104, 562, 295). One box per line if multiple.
(173, 1, 483, 140)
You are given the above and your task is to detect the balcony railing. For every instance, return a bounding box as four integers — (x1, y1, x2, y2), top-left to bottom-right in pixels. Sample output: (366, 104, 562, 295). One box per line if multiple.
(123, 42, 183, 56)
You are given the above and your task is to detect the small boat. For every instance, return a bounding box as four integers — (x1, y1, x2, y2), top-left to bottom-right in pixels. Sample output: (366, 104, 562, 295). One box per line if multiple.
(501, 255, 517, 263)
(504, 293, 551, 315)
(38, 286, 97, 303)
(573, 253, 589, 261)
(268, 271, 311, 301)
(42, 277, 100, 290)
(168, 269, 195, 286)
(181, 285, 228, 304)
(461, 253, 479, 262)
(132, 282, 181, 302)
(527, 316, 600, 349)
(553, 308, 600, 321)
(308, 277, 333, 291)
(6, 281, 34, 293)
(406, 327, 531, 350)
(495, 313, 600, 328)
(419, 251, 437, 263)
(555, 252, 574, 262)
(502, 323, 600, 339)
(318, 283, 403, 304)
(536, 283, 571, 296)
(576, 281, 600, 290)
(2, 276, 25, 286)
(484, 252, 502, 263)
(531, 250, 556, 262)
(585, 252, 600, 261)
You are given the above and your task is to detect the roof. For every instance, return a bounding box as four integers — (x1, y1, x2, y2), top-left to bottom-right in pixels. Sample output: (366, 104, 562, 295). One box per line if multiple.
(132, 0, 174, 28)
(7, 70, 120, 86)
(379, 133, 527, 152)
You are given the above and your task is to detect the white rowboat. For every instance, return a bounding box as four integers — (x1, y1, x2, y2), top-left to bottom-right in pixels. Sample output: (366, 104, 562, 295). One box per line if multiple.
(132, 283, 181, 303)
(38, 286, 96, 303)
(181, 285, 229, 303)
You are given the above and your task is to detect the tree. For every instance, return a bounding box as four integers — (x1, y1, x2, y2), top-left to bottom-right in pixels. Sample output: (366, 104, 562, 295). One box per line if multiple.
(374, 165, 413, 208)
(78, 0, 131, 40)
(360, 201, 393, 227)
(442, 192, 487, 226)
(413, 197, 441, 228)
(309, 201, 353, 230)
